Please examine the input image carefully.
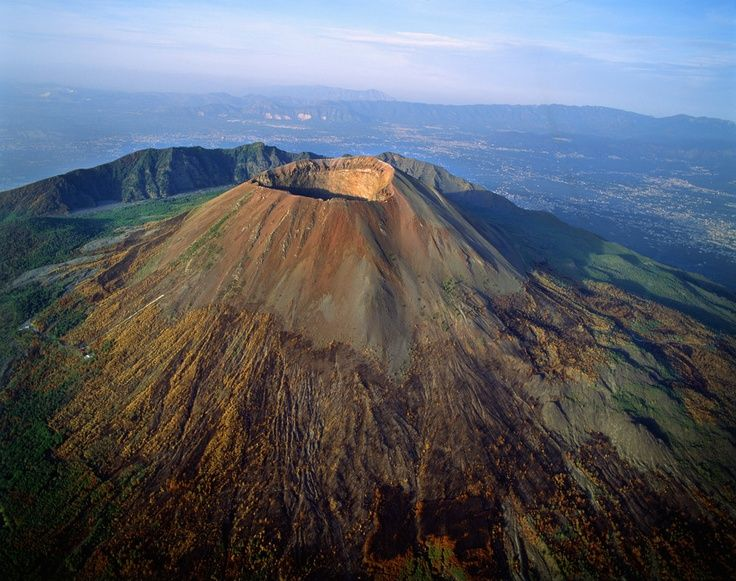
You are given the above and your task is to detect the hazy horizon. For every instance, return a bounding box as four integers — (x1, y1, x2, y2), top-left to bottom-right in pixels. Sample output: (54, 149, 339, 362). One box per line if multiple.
(2, 0, 734, 120)
(6, 80, 736, 124)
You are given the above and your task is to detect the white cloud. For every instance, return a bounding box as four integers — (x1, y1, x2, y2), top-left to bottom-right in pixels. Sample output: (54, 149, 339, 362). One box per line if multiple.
(322, 28, 486, 50)
(1, 1, 733, 118)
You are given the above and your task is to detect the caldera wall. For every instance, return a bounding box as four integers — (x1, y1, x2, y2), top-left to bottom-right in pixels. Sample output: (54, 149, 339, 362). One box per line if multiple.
(253, 157, 395, 201)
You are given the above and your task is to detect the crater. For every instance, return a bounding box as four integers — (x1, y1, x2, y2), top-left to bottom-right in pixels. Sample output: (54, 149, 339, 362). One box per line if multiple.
(253, 157, 395, 202)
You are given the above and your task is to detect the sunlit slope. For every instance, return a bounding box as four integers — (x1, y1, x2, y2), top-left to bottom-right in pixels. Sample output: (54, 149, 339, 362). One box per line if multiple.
(1, 154, 734, 579)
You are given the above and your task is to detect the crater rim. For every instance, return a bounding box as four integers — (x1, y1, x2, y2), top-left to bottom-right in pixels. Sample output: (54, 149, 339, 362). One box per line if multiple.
(252, 157, 395, 202)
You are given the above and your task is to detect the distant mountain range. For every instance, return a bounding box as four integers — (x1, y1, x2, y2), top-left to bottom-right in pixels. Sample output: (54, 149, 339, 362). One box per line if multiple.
(246, 84, 395, 102)
(328, 102, 736, 141)
(3, 83, 734, 144)
(0, 143, 318, 215)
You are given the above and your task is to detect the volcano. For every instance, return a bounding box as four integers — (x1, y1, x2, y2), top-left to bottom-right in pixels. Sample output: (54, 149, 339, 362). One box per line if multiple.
(142, 156, 521, 369)
(4, 154, 736, 579)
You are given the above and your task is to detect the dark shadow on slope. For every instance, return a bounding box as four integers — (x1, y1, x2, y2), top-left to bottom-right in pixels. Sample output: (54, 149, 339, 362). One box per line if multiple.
(264, 185, 377, 202)
(607, 276, 734, 332)
(632, 416, 671, 447)
(446, 190, 736, 334)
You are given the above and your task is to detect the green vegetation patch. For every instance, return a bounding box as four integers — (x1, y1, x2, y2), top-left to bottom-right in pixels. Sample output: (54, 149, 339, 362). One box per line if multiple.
(0, 339, 87, 577)
(456, 200, 736, 333)
(0, 282, 65, 365)
(0, 187, 226, 286)
(0, 332, 149, 578)
(0, 216, 106, 284)
(398, 541, 468, 581)
(76, 186, 226, 230)
(441, 277, 459, 297)
(0, 188, 226, 370)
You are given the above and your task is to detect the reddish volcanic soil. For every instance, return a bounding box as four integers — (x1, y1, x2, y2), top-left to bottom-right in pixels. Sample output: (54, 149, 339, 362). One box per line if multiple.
(9, 155, 734, 579)
(153, 156, 522, 367)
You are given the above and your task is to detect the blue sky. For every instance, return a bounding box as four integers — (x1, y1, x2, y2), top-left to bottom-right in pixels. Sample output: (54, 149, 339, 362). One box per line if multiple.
(1, 0, 734, 118)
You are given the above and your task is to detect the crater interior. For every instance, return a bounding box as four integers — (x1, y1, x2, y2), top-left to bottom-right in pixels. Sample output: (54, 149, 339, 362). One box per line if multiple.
(253, 157, 395, 201)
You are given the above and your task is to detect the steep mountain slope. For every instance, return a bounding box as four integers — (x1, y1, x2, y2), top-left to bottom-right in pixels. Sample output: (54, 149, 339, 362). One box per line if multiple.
(0, 143, 319, 215)
(384, 152, 736, 333)
(1, 155, 735, 579)
(376, 152, 480, 194)
(133, 157, 520, 367)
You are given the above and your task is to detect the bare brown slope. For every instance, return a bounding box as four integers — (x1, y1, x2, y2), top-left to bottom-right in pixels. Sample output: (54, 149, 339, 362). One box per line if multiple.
(6, 156, 736, 579)
(139, 156, 522, 367)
